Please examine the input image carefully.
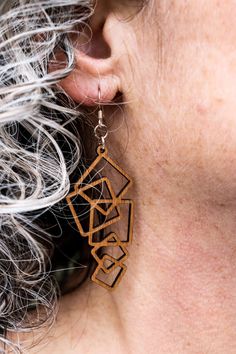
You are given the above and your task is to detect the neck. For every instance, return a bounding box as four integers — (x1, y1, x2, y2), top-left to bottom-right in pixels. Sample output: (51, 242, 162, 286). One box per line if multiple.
(37, 173, 236, 354)
(34, 127, 236, 353)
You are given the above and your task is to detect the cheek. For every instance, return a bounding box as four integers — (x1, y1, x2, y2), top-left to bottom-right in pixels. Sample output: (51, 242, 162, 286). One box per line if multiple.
(162, 43, 236, 201)
(121, 1, 236, 202)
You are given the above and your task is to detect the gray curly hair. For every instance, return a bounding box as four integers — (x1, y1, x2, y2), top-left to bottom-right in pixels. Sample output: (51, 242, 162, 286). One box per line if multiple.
(0, 0, 93, 352)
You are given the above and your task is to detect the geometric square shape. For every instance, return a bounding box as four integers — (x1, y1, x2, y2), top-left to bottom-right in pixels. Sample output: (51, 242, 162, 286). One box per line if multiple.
(91, 262, 127, 290)
(87, 206, 121, 243)
(79, 177, 118, 216)
(66, 189, 121, 238)
(73, 147, 132, 201)
(110, 199, 134, 244)
(91, 232, 129, 266)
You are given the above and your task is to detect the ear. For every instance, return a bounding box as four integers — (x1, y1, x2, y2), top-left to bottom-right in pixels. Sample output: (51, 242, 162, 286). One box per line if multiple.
(57, 4, 122, 106)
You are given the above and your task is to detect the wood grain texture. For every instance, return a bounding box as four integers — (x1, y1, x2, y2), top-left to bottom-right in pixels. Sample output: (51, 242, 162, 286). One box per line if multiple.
(66, 146, 134, 290)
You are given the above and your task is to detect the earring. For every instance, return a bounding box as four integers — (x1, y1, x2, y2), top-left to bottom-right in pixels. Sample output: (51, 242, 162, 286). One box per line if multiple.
(66, 86, 134, 290)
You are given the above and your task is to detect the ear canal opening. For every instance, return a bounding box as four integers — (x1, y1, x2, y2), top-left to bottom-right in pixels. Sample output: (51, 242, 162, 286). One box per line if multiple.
(74, 21, 111, 60)
(88, 25, 111, 59)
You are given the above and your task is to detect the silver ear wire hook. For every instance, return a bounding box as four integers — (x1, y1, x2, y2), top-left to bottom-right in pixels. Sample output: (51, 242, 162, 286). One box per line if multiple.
(94, 84, 108, 150)
(98, 84, 101, 107)
(98, 84, 103, 125)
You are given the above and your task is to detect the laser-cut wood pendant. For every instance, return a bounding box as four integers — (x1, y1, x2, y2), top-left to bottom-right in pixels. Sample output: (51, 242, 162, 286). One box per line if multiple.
(66, 146, 134, 290)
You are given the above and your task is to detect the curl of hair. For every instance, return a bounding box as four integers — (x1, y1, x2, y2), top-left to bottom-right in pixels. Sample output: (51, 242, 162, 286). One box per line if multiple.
(0, 0, 93, 352)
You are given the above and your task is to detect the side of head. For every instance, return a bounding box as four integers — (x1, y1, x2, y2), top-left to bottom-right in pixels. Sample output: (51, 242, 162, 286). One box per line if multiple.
(60, 0, 236, 207)
(1, 0, 236, 352)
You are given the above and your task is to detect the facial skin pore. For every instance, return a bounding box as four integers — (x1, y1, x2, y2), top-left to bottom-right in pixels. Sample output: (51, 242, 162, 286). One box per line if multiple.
(35, 1, 236, 353)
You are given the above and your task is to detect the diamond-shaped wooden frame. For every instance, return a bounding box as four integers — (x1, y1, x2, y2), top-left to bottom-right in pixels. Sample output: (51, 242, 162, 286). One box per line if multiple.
(66, 146, 134, 290)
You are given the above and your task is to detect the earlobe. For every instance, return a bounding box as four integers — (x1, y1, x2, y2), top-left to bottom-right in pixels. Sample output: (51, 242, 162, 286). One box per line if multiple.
(58, 49, 120, 106)
(56, 2, 123, 107)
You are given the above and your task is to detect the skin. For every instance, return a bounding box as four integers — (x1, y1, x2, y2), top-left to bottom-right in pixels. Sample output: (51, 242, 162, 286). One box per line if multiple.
(30, 1, 236, 353)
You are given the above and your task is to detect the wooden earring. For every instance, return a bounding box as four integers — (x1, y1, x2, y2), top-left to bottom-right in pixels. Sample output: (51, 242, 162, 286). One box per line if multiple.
(66, 86, 134, 290)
